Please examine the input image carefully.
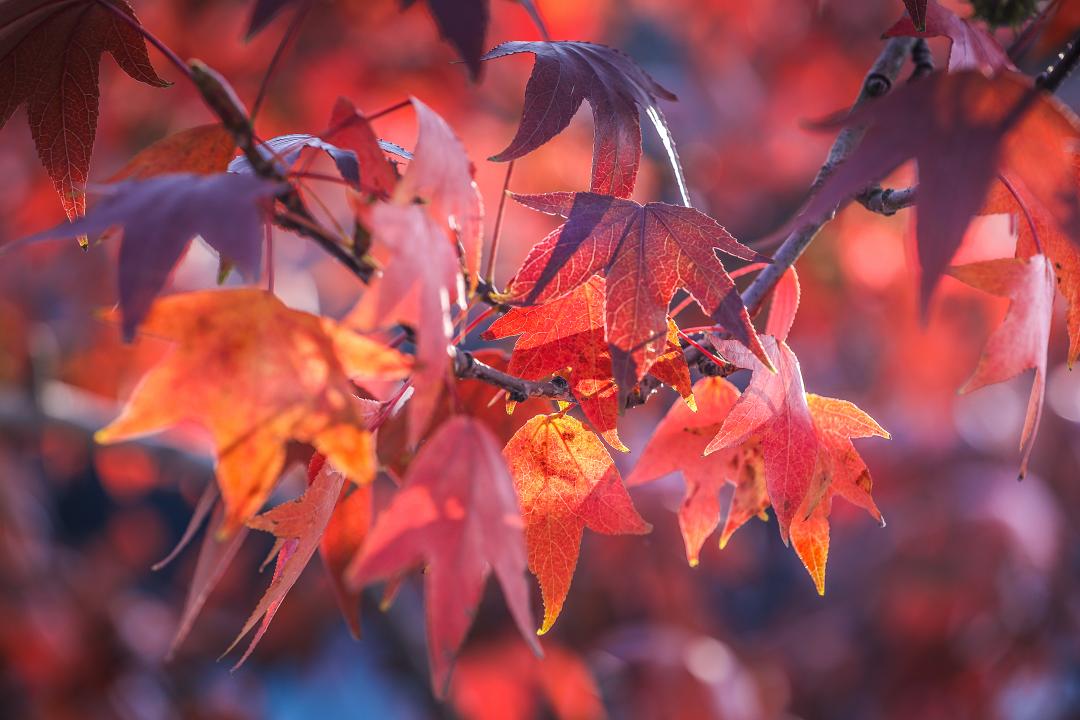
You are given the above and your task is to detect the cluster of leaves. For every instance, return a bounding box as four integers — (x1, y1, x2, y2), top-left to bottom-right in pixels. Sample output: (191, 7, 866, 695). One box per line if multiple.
(3, 0, 1080, 701)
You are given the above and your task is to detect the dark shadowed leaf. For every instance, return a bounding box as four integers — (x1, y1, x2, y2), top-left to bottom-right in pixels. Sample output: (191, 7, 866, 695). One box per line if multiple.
(785, 71, 1080, 312)
(16, 173, 282, 339)
(406, 0, 489, 79)
(482, 41, 689, 203)
(0, 0, 168, 230)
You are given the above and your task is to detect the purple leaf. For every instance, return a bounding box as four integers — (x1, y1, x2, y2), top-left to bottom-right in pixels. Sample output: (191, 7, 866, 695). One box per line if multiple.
(246, 0, 301, 38)
(18, 173, 281, 339)
(404, 0, 489, 79)
(782, 71, 1080, 313)
(229, 133, 412, 190)
(886, 0, 1015, 73)
(482, 41, 689, 205)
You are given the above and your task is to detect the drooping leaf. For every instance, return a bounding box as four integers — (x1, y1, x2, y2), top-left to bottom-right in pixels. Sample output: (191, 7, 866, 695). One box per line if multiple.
(627, 377, 766, 566)
(227, 457, 351, 667)
(346, 202, 463, 446)
(794, 394, 890, 594)
(168, 500, 250, 658)
(111, 125, 237, 181)
(482, 41, 689, 203)
(347, 416, 540, 697)
(16, 173, 282, 339)
(803, 394, 888, 528)
(948, 255, 1054, 477)
(152, 482, 220, 572)
(406, 0, 489, 79)
(885, 0, 1016, 72)
(312, 453, 373, 639)
(984, 166, 1080, 365)
(786, 71, 1080, 312)
(485, 276, 694, 451)
(394, 97, 483, 289)
(504, 413, 650, 634)
(0, 0, 169, 229)
(508, 191, 769, 401)
(706, 336, 817, 541)
(246, 0, 299, 37)
(95, 289, 410, 533)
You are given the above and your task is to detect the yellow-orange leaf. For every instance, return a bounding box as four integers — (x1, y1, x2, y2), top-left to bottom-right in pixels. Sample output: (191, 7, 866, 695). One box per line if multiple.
(95, 289, 409, 532)
(110, 124, 237, 180)
(503, 414, 650, 634)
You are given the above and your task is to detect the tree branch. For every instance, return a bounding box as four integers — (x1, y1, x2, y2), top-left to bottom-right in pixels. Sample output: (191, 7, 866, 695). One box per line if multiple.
(189, 61, 377, 282)
(452, 349, 572, 402)
(740, 37, 916, 316)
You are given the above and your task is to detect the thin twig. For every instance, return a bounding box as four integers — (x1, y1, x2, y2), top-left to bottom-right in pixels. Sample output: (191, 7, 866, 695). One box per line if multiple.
(452, 349, 572, 402)
(1037, 28, 1080, 91)
(189, 61, 377, 282)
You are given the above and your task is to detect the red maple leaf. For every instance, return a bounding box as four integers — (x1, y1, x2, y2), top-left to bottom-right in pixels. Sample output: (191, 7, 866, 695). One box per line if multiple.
(485, 275, 694, 452)
(482, 41, 688, 202)
(948, 255, 1055, 477)
(347, 417, 539, 697)
(347, 202, 464, 445)
(705, 336, 817, 542)
(0, 0, 169, 228)
(627, 376, 766, 566)
(506, 191, 769, 399)
(394, 98, 484, 289)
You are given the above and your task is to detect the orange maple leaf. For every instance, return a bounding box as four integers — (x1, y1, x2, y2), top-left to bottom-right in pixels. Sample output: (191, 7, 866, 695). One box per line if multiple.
(504, 413, 650, 634)
(110, 124, 237, 180)
(793, 394, 889, 595)
(95, 289, 409, 532)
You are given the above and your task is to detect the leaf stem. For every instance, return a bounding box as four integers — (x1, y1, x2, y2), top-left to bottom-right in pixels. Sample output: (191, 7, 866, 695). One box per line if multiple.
(251, 0, 313, 122)
(998, 174, 1044, 255)
(484, 160, 515, 284)
(367, 99, 412, 122)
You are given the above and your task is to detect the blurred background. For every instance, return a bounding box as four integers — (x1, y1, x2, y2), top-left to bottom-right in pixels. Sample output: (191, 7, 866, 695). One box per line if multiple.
(2, 0, 1080, 718)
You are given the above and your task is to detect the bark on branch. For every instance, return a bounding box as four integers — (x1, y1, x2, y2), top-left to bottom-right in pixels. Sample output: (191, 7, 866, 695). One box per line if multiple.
(739, 37, 916, 316)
